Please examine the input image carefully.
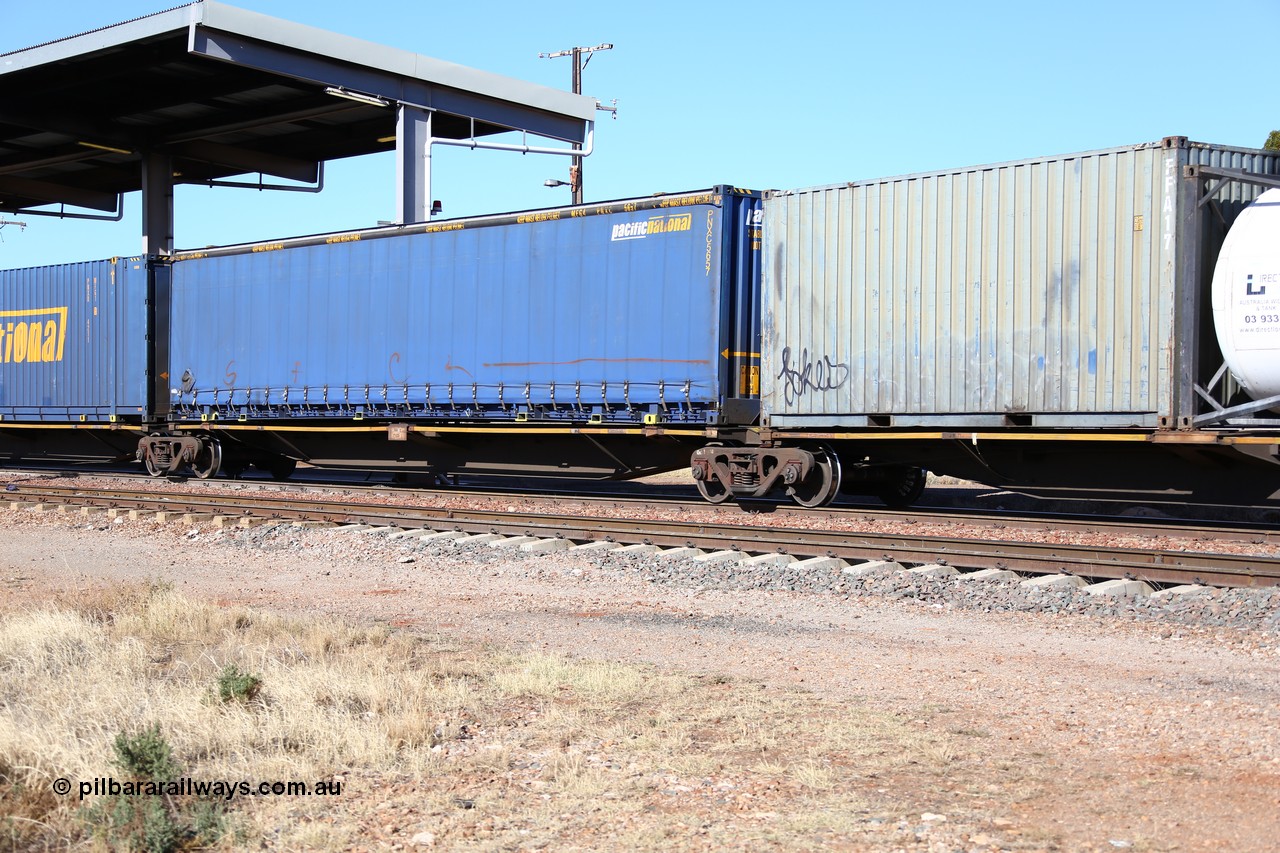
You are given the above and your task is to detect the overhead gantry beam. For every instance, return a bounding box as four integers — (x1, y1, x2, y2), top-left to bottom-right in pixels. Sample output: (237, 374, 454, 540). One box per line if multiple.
(169, 141, 318, 184)
(0, 175, 120, 212)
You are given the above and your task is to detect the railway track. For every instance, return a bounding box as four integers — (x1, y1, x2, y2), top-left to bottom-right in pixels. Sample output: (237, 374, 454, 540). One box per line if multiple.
(6, 481, 1278, 589)
(6, 465, 1280, 545)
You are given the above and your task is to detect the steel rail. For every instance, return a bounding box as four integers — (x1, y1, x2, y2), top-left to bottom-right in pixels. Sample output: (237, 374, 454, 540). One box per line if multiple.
(7, 472, 1280, 545)
(7, 484, 1279, 588)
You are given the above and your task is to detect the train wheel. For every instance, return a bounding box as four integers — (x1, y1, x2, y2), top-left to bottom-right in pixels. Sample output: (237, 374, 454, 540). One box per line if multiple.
(141, 435, 169, 477)
(695, 475, 733, 504)
(693, 442, 734, 504)
(790, 445, 842, 508)
(878, 466, 927, 508)
(143, 452, 167, 477)
(191, 439, 223, 480)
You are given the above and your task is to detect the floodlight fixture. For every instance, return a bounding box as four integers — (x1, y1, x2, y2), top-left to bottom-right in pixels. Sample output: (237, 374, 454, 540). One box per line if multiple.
(324, 86, 390, 107)
(77, 141, 133, 155)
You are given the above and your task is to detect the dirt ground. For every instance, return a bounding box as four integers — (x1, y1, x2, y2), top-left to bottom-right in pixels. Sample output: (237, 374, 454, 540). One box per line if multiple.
(1, 508, 1278, 851)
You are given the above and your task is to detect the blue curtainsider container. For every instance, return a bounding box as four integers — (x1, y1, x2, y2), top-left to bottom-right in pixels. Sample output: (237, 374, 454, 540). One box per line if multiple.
(167, 188, 761, 423)
(0, 257, 150, 422)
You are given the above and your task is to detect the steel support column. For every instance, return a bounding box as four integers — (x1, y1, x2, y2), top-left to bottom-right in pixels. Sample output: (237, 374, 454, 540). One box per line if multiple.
(570, 48, 583, 206)
(396, 105, 432, 224)
(142, 153, 174, 256)
(1172, 141, 1204, 429)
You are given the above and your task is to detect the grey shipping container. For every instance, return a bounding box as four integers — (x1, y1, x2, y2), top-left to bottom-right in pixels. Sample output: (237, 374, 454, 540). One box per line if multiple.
(761, 136, 1280, 430)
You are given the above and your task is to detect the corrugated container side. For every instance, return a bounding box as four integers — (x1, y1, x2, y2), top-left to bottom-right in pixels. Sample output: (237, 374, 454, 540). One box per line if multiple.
(761, 139, 1277, 428)
(0, 258, 148, 420)
(169, 191, 746, 421)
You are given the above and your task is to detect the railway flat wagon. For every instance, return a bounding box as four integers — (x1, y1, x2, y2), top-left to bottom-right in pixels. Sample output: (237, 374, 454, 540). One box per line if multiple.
(735, 136, 1280, 504)
(0, 257, 152, 465)
(144, 188, 762, 480)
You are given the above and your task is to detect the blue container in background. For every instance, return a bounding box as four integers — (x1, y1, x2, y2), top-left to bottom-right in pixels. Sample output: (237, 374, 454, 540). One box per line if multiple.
(168, 188, 761, 422)
(0, 257, 149, 421)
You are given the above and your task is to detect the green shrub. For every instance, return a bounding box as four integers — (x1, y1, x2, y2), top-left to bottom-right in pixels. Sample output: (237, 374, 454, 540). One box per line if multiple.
(114, 723, 180, 781)
(216, 664, 262, 704)
(85, 724, 227, 853)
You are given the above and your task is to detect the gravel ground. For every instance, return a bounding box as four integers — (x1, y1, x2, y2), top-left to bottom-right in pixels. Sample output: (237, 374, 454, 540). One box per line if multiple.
(2, 503, 1279, 851)
(596, 548, 1280, 636)
(108, 482, 1274, 624)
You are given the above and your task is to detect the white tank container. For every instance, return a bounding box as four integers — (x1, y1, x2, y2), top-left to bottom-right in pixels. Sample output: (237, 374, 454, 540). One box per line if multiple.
(1211, 188, 1280, 407)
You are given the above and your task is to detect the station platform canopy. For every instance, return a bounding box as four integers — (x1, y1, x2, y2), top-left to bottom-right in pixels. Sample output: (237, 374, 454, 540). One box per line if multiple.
(0, 1, 597, 252)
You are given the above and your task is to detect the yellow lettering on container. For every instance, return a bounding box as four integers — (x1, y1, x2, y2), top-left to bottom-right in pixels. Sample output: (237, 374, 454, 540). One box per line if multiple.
(0, 307, 68, 364)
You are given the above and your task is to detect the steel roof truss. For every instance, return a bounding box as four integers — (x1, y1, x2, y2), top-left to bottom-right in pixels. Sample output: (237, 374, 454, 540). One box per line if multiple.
(170, 140, 317, 183)
(189, 28, 585, 144)
(0, 175, 119, 212)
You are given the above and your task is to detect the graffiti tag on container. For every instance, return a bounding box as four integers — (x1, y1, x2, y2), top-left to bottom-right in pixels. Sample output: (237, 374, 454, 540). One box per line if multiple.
(777, 346, 849, 406)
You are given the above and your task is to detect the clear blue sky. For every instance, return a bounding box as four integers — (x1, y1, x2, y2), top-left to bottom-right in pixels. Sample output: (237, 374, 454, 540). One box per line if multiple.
(2, 0, 1277, 267)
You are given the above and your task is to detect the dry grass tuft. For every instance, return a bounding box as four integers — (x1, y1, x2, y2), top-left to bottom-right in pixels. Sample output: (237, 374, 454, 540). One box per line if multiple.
(0, 583, 970, 851)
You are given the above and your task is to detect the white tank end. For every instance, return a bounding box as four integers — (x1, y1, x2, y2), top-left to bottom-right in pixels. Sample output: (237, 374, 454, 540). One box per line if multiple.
(1211, 187, 1280, 407)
